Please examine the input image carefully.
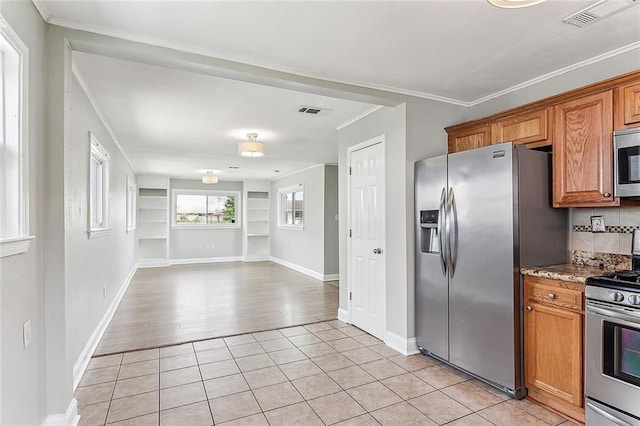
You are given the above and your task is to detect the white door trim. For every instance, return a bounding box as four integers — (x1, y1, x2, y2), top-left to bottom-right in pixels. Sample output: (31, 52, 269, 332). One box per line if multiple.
(346, 135, 386, 337)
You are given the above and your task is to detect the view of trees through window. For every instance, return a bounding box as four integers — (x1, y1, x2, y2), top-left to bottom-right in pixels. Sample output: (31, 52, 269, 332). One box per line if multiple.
(176, 194, 236, 225)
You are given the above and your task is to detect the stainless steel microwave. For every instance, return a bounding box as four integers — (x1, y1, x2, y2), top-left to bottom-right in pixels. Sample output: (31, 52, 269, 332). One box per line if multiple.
(614, 128, 640, 198)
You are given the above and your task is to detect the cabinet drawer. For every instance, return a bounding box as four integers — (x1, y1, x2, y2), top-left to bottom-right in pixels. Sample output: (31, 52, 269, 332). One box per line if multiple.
(525, 277, 584, 312)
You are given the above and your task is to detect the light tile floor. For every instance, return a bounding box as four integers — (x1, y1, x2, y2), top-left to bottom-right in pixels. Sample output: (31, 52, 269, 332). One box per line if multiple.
(76, 320, 578, 425)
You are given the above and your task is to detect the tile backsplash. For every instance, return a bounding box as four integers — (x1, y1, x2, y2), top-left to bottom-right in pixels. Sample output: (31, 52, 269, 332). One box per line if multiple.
(570, 206, 640, 255)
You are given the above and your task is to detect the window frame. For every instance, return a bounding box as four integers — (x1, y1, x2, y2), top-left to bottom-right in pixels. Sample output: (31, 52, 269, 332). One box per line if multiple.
(171, 188, 241, 230)
(0, 17, 34, 258)
(277, 184, 304, 230)
(126, 175, 136, 233)
(88, 133, 111, 238)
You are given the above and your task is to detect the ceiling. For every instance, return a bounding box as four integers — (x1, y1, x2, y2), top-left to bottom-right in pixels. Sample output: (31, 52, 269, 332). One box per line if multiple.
(38, 0, 640, 180)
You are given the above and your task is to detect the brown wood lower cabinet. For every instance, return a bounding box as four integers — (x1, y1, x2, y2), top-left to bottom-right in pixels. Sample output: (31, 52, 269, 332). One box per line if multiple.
(524, 276, 585, 423)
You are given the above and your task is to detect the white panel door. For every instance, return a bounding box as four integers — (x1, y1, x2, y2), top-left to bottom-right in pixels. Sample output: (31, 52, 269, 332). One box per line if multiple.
(349, 141, 385, 339)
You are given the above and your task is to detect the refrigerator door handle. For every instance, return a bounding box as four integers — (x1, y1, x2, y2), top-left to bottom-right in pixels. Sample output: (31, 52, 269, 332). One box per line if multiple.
(438, 187, 447, 275)
(447, 187, 458, 278)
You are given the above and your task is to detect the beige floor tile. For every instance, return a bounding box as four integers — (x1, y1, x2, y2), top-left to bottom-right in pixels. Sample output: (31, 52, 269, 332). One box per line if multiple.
(253, 381, 304, 411)
(368, 344, 402, 358)
(333, 413, 380, 425)
(160, 353, 197, 372)
(160, 343, 194, 358)
(160, 381, 207, 411)
(229, 342, 266, 358)
(342, 347, 383, 364)
(88, 354, 123, 370)
(204, 373, 249, 399)
(352, 334, 383, 347)
(279, 359, 324, 381)
(224, 334, 257, 347)
(371, 401, 438, 426)
(446, 413, 494, 426)
(442, 381, 504, 412)
(160, 365, 201, 389)
(106, 391, 159, 424)
(196, 347, 233, 365)
(259, 338, 294, 352)
(346, 382, 403, 412)
(252, 330, 284, 341)
(113, 374, 159, 399)
(219, 413, 269, 425)
(78, 401, 110, 426)
(193, 338, 226, 352)
(340, 326, 367, 337)
(381, 373, 435, 400)
(160, 401, 213, 426)
(327, 365, 377, 389)
(468, 379, 510, 401)
(209, 391, 261, 423)
(107, 412, 158, 425)
(360, 358, 406, 380)
(75, 381, 116, 407)
(264, 402, 323, 426)
(268, 347, 307, 365)
(478, 401, 549, 426)
(311, 352, 356, 372)
(243, 366, 288, 389)
(292, 372, 342, 400)
(326, 338, 365, 352)
(279, 326, 309, 337)
(413, 365, 468, 389)
(326, 320, 350, 329)
(288, 334, 322, 346)
(122, 349, 159, 364)
(236, 353, 276, 372)
(315, 329, 349, 342)
(387, 354, 439, 371)
(507, 398, 567, 425)
(308, 391, 366, 425)
(304, 322, 333, 333)
(199, 359, 240, 381)
(409, 391, 472, 424)
(79, 366, 120, 387)
(299, 342, 338, 358)
(118, 360, 159, 380)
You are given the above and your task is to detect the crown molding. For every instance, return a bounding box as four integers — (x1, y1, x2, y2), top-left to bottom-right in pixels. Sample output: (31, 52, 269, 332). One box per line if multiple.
(336, 105, 385, 130)
(30, 0, 51, 22)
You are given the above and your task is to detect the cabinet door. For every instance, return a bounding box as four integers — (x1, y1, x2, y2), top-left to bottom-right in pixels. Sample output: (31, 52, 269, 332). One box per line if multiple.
(553, 91, 618, 207)
(448, 125, 490, 153)
(525, 301, 583, 407)
(491, 108, 551, 148)
(615, 81, 640, 129)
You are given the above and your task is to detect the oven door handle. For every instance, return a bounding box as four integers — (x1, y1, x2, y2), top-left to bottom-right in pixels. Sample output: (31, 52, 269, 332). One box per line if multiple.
(587, 302, 640, 326)
(586, 402, 634, 426)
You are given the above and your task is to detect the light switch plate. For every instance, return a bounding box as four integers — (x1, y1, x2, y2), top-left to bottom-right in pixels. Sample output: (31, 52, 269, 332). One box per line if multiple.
(23, 320, 31, 348)
(590, 215, 605, 233)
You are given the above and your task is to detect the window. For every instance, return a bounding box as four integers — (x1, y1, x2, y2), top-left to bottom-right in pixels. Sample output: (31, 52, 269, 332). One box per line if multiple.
(0, 18, 33, 258)
(278, 184, 304, 228)
(88, 133, 110, 238)
(126, 176, 136, 233)
(173, 190, 239, 228)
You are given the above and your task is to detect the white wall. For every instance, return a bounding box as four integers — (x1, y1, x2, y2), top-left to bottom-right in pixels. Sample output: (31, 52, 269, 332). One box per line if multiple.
(323, 165, 339, 276)
(0, 1, 47, 424)
(169, 179, 243, 260)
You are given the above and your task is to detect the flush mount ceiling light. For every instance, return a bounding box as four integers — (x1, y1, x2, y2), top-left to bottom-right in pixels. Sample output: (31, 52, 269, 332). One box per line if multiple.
(238, 133, 265, 157)
(487, 0, 547, 8)
(202, 171, 218, 184)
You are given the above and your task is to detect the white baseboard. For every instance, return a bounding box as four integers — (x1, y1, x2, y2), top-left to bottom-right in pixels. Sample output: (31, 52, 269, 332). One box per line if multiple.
(137, 258, 170, 268)
(270, 257, 324, 281)
(243, 255, 270, 262)
(41, 398, 79, 426)
(385, 331, 420, 356)
(170, 256, 243, 265)
(72, 265, 136, 390)
(323, 273, 339, 281)
(337, 308, 349, 323)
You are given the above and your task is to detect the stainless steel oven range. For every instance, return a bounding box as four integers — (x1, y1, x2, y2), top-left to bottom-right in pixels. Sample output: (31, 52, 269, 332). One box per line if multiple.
(586, 270, 640, 426)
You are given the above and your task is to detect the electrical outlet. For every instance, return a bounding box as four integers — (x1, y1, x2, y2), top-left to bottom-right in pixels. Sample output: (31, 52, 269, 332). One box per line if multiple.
(23, 320, 32, 348)
(103, 286, 107, 298)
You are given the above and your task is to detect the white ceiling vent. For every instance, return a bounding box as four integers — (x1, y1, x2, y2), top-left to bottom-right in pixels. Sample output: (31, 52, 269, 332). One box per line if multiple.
(298, 106, 329, 115)
(563, 0, 639, 27)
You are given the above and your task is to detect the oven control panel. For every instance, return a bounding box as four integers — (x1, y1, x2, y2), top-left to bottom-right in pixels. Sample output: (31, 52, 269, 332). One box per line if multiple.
(586, 285, 640, 307)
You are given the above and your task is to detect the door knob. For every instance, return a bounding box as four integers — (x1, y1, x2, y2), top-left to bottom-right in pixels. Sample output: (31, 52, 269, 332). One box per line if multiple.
(373, 248, 382, 254)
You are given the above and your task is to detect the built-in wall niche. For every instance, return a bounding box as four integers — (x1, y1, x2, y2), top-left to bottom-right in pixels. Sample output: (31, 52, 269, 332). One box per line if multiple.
(243, 189, 270, 259)
(137, 175, 170, 266)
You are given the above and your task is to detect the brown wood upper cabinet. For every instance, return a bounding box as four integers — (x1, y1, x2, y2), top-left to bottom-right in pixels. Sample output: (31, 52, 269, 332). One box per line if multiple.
(491, 108, 551, 148)
(447, 124, 491, 153)
(615, 81, 640, 130)
(553, 90, 619, 207)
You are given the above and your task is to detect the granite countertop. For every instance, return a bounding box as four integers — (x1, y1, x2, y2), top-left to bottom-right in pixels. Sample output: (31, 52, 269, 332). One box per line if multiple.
(520, 264, 608, 284)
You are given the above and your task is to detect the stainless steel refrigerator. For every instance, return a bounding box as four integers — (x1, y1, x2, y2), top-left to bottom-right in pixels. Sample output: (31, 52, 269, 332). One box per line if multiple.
(415, 142, 567, 398)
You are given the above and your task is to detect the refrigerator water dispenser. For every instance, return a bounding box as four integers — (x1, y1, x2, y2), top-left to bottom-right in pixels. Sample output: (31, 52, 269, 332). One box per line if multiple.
(420, 210, 440, 254)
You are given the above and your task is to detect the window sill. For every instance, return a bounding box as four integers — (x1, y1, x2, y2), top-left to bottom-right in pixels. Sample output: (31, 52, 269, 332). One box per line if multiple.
(277, 225, 304, 231)
(0, 236, 35, 258)
(88, 227, 112, 239)
(172, 225, 241, 230)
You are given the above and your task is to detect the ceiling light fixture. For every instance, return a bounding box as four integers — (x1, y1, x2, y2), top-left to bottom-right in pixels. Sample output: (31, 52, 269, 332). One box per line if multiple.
(202, 171, 218, 184)
(487, 0, 547, 8)
(238, 133, 265, 157)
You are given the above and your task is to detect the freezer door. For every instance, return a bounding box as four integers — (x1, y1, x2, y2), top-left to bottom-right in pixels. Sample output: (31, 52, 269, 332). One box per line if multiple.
(415, 155, 449, 360)
(447, 144, 517, 390)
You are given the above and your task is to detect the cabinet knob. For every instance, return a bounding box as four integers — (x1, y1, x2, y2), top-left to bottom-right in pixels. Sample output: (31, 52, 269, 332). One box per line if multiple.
(604, 192, 611, 198)
(548, 293, 556, 299)
(527, 306, 532, 311)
